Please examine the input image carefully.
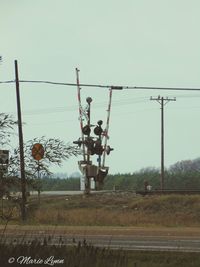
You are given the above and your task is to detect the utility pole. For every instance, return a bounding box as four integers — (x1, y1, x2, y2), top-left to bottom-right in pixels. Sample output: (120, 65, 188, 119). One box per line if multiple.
(150, 96, 176, 190)
(15, 60, 26, 221)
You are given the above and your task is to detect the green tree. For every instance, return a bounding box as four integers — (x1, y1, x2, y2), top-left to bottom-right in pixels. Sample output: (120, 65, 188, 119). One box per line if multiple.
(167, 158, 200, 189)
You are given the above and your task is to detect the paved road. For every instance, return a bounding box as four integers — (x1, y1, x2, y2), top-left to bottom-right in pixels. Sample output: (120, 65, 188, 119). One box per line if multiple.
(1, 232, 200, 252)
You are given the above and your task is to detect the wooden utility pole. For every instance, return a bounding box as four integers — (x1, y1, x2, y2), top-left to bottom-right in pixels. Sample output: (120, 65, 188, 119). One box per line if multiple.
(150, 96, 176, 190)
(15, 60, 26, 221)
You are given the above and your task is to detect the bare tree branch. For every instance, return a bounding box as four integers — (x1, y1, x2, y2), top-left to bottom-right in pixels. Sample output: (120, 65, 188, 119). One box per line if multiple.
(8, 136, 81, 180)
(0, 113, 17, 146)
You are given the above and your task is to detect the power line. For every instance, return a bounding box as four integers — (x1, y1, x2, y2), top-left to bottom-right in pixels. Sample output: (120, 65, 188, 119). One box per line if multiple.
(2, 91, 200, 118)
(3, 97, 148, 116)
(127, 86, 200, 91)
(1, 79, 200, 91)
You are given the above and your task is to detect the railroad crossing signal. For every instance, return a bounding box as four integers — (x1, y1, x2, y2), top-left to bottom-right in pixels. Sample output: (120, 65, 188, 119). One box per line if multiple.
(31, 143, 45, 161)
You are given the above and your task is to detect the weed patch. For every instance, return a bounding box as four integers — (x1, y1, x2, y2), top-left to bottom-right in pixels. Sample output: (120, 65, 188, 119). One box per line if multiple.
(0, 239, 200, 267)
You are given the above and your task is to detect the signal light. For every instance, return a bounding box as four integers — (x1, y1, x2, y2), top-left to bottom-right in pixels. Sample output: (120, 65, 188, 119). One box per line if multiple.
(94, 120, 103, 136)
(94, 140, 104, 155)
(85, 138, 95, 155)
(73, 139, 82, 147)
(94, 126, 103, 136)
(82, 125, 91, 135)
(96, 167, 109, 182)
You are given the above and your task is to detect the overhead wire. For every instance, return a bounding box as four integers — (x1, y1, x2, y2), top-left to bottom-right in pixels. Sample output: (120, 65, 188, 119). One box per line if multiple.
(1, 79, 200, 126)
(4, 97, 148, 116)
(3, 93, 200, 117)
(1, 79, 200, 91)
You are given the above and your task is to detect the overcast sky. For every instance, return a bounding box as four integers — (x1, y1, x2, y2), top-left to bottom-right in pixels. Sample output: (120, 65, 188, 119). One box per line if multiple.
(1, 0, 200, 175)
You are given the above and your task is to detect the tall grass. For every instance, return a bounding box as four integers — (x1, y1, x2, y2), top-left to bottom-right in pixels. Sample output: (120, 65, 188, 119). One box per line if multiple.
(0, 240, 126, 267)
(1, 236, 200, 267)
(2, 193, 200, 227)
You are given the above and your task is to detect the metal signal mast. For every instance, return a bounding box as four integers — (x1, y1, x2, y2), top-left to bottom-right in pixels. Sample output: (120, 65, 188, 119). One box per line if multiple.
(73, 69, 118, 194)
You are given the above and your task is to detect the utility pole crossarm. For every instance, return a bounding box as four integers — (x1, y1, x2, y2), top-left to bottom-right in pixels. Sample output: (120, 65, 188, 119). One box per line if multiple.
(150, 96, 176, 104)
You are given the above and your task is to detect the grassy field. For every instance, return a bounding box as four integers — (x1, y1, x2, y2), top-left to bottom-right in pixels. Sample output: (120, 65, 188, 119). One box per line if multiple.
(25, 192, 200, 227)
(1, 192, 200, 227)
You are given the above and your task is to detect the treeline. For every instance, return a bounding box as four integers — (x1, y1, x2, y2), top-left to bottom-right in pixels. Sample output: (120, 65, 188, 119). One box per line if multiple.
(40, 177, 80, 191)
(39, 158, 200, 191)
(104, 158, 200, 190)
(103, 170, 200, 191)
